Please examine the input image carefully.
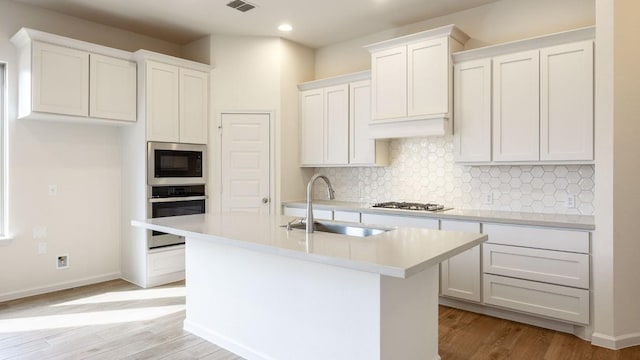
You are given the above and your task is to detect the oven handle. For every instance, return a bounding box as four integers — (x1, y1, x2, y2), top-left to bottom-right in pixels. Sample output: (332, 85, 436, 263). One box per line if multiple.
(148, 195, 208, 203)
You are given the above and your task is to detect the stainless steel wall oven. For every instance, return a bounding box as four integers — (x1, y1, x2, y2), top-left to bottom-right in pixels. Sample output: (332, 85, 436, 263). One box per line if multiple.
(148, 185, 206, 249)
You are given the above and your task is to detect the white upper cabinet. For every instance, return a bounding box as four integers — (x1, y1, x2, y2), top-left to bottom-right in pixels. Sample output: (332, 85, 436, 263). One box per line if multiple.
(371, 46, 407, 121)
(298, 71, 388, 167)
(453, 58, 492, 162)
(90, 53, 137, 122)
(492, 50, 540, 162)
(407, 37, 449, 117)
(11, 28, 137, 124)
(146, 61, 180, 143)
(540, 41, 594, 161)
(452, 27, 595, 164)
(32, 41, 89, 117)
(300, 89, 324, 165)
(138, 51, 210, 145)
(365, 25, 468, 139)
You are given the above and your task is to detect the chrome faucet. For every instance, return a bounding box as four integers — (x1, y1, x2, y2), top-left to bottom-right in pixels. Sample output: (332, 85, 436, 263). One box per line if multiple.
(306, 174, 335, 233)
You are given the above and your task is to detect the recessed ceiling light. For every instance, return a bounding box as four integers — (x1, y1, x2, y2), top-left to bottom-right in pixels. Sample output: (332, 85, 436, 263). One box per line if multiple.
(278, 24, 293, 32)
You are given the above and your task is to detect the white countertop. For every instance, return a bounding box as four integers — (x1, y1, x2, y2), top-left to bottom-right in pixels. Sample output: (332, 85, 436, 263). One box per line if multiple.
(132, 212, 487, 279)
(283, 200, 595, 230)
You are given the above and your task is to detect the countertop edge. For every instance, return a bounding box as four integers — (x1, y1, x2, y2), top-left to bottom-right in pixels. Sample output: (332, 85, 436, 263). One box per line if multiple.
(282, 201, 595, 231)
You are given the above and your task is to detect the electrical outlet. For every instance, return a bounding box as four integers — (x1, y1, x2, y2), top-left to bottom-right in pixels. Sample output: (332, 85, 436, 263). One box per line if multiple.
(48, 185, 57, 196)
(56, 254, 69, 269)
(38, 242, 47, 255)
(482, 193, 493, 205)
(565, 195, 576, 209)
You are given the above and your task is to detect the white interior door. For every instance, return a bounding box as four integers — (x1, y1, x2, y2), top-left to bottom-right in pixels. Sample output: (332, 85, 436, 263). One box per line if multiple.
(221, 113, 271, 214)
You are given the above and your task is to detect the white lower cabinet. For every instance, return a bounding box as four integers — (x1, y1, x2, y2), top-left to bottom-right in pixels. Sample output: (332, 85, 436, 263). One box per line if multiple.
(482, 223, 590, 325)
(283, 206, 333, 220)
(360, 213, 438, 229)
(147, 247, 186, 287)
(483, 274, 589, 324)
(440, 220, 481, 302)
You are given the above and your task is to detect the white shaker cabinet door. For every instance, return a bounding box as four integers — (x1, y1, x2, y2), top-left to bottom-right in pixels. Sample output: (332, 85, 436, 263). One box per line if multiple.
(492, 50, 540, 162)
(349, 80, 376, 165)
(453, 58, 492, 162)
(146, 61, 180, 143)
(179, 68, 209, 144)
(32, 41, 89, 117)
(440, 220, 482, 302)
(324, 84, 349, 165)
(89, 54, 137, 122)
(300, 89, 324, 166)
(408, 37, 449, 117)
(371, 46, 407, 121)
(540, 41, 593, 161)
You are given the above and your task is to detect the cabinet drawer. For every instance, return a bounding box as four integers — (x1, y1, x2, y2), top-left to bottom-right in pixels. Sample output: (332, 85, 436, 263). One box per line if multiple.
(361, 213, 438, 229)
(148, 247, 185, 277)
(483, 223, 589, 253)
(483, 274, 589, 324)
(334, 211, 360, 223)
(283, 206, 333, 220)
(483, 244, 589, 288)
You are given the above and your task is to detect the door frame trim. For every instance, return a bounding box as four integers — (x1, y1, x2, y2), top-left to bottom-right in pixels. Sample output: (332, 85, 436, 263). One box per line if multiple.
(214, 111, 276, 215)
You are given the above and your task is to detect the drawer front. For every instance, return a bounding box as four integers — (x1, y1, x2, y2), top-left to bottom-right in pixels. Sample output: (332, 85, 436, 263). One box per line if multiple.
(483, 223, 589, 253)
(283, 206, 333, 220)
(483, 274, 589, 324)
(148, 247, 185, 277)
(361, 213, 439, 229)
(483, 243, 589, 288)
(334, 211, 361, 223)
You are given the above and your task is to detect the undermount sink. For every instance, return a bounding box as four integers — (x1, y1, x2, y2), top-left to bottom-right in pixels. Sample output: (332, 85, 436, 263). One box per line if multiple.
(287, 221, 391, 237)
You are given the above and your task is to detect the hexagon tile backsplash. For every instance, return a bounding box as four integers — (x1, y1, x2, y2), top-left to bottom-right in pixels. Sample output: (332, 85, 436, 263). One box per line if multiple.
(313, 136, 595, 215)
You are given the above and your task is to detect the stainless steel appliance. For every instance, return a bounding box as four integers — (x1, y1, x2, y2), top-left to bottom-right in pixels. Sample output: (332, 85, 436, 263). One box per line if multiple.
(148, 184, 206, 249)
(147, 142, 206, 186)
(371, 202, 451, 212)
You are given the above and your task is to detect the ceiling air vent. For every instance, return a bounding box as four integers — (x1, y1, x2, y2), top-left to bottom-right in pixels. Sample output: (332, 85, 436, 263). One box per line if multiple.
(226, 0, 257, 12)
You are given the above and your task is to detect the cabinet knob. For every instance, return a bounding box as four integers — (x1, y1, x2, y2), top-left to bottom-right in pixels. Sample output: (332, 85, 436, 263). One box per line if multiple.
(261, 197, 270, 204)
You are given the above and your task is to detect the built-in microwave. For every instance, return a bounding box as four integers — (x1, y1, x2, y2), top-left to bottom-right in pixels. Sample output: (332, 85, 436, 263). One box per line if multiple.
(147, 142, 206, 186)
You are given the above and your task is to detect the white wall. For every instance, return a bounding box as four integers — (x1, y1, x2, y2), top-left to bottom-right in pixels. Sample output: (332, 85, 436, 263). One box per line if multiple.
(315, 0, 595, 78)
(593, 0, 640, 349)
(208, 35, 314, 212)
(0, 1, 181, 300)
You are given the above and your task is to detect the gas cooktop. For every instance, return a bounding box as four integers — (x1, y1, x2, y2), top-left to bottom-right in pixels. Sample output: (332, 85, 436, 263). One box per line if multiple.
(371, 202, 452, 212)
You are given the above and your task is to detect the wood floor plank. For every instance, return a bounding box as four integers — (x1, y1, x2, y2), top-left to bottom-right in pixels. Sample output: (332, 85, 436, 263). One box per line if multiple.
(2, 279, 640, 359)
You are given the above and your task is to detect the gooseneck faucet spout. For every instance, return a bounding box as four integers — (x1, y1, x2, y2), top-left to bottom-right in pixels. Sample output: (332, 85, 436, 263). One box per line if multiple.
(306, 174, 335, 233)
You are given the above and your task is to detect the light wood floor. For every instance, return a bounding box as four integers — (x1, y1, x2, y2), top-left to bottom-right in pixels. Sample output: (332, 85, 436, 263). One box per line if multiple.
(1, 280, 639, 360)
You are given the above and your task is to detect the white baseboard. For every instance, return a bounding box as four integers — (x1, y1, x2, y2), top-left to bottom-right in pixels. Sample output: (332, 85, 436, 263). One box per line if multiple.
(184, 319, 273, 360)
(0, 272, 121, 302)
(592, 331, 640, 350)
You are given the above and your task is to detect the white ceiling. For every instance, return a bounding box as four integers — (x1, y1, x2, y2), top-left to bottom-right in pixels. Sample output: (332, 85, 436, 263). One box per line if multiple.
(12, 0, 500, 48)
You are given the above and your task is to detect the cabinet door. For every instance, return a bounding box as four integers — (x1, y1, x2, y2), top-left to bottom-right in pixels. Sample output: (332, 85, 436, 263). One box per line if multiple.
(300, 89, 324, 165)
(540, 41, 593, 161)
(32, 41, 89, 117)
(179, 68, 209, 144)
(324, 84, 349, 165)
(440, 220, 481, 302)
(146, 61, 180, 142)
(350, 80, 376, 165)
(371, 46, 407, 120)
(408, 37, 448, 117)
(493, 50, 540, 162)
(89, 54, 137, 122)
(454, 58, 492, 162)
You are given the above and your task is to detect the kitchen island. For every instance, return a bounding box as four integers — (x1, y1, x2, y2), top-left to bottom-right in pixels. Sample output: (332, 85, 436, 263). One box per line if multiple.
(132, 212, 487, 360)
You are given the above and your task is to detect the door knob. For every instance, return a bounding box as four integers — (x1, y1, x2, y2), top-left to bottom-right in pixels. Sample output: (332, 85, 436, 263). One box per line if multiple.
(261, 197, 270, 204)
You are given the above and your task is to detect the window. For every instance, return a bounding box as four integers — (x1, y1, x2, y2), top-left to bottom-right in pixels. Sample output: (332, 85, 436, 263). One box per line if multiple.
(0, 62, 7, 241)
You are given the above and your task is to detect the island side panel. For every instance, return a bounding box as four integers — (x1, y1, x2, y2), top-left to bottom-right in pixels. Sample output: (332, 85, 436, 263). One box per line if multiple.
(381, 266, 440, 360)
(184, 236, 383, 360)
